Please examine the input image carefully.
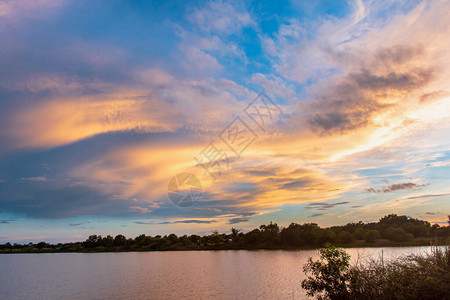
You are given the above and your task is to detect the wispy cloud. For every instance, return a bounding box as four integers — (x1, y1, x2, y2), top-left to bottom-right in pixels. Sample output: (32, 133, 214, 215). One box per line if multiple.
(0, 0, 449, 239)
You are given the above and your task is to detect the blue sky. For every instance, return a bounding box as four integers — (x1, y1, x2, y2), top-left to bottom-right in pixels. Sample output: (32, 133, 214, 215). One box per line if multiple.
(0, 0, 449, 243)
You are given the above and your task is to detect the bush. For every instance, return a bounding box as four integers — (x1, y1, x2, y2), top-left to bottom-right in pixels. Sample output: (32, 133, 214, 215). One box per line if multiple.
(302, 243, 351, 299)
(301, 245, 450, 299)
(350, 247, 450, 299)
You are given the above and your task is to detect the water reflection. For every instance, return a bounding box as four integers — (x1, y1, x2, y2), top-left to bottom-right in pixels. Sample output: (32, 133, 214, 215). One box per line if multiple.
(0, 247, 440, 300)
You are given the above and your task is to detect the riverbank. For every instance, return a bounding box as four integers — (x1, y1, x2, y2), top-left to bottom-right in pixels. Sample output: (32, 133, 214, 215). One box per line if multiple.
(1, 238, 448, 254)
(2, 214, 448, 254)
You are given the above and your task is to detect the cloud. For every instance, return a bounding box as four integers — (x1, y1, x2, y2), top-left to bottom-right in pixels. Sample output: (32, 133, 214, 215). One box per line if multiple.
(20, 176, 47, 182)
(406, 193, 450, 200)
(0, 0, 65, 25)
(306, 56, 435, 134)
(309, 213, 325, 218)
(305, 201, 349, 211)
(128, 206, 150, 214)
(135, 219, 216, 225)
(0, 0, 450, 235)
(228, 217, 250, 224)
(366, 182, 426, 193)
(382, 183, 424, 193)
(420, 90, 450, 103)
(189, 1, 254, 35)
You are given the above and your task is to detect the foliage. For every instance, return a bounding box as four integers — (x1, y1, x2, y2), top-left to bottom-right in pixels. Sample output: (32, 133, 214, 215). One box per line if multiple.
(301, 245, 450, 299)
(364, 230, 380, 243)
(1, 214, 448, 253)
(349, 246, 450, 299)
(302, 243, 351, 299)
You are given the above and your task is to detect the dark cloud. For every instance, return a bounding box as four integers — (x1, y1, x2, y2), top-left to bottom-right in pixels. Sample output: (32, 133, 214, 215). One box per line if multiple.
(365, 187, 380, 193)
(281, 179, 311, 189)
(222, 182, 257, 194)
(305, 201, 349, 211)
(350, 68, 433, 92)
(424, 212, 436, 215)
(0, 129, 204, 219)
(172, 220, 216, 224)
(406, 193, 450, 200)
(135, 219, 216, 225)
(307, 45, 435, 134)
(420, 90, 450, 103)
(383, 182, 421, 192)
(243, 169, 277, 176)
(309, 213, 324, 218)
(238, 212, 257, 217)
(135, 221, 153, 225)
(309, 112, 354, 132)
(228, 217, 250, 224)
(373, 45, 425, 66)
(366, 182, 426, 193)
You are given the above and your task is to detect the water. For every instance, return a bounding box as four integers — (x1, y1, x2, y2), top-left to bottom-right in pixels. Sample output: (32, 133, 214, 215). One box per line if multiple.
(0, 247, 440, 299)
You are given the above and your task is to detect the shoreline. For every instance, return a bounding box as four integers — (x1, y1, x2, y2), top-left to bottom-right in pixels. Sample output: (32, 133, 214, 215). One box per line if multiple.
(1, 240, 448, 254)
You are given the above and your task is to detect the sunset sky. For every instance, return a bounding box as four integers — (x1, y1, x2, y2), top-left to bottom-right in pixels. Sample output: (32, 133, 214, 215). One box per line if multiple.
(0, 0, 449, 243)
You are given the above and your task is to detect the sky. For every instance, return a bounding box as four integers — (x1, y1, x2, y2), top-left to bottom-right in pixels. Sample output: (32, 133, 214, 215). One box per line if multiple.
(0, 0, 449, 243)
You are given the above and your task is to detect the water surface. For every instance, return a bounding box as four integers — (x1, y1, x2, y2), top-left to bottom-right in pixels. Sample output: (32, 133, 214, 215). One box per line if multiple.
(0, 246, 438, 299)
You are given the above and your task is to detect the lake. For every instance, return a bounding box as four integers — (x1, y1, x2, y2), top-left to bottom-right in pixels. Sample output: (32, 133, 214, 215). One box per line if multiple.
(0, 246, 439, 299)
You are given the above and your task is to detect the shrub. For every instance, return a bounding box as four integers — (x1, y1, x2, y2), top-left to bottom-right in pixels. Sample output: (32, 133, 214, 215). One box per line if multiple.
(302, 245, 450, 299)
(302, 243, 351, 299)
(350, 247, 450, 299)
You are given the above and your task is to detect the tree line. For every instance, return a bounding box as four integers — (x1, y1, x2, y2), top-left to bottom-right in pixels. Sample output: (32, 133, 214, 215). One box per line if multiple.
(1, 214, 449, 253)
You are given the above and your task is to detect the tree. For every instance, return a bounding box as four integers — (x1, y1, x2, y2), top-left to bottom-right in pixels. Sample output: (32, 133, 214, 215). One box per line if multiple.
(167, 234, 179, 245)
(230, 228, 240, 243)
(302, 243, 351, 299)
(259, 222, 280, 245)
(317, 229, 336, 246)
(353, 228, 365, 240)
(84, 235, 102, 248)
(364, 230, 380, 243)
(113, 234, 127, 247)
(36, 241, 48, 249)
(384, 227, 410, 242)
(281, 223, 303, 246)
(209, 230, 222, 245)
(102, 235, 114, 247)
(338, 231, 354, 244)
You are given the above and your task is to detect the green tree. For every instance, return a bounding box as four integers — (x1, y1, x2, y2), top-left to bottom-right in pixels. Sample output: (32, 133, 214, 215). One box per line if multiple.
(364, 230, 381, 243)
(230, 228, 240, 243)
(317, 229, 336, 246)
(302, 243, 351, 299)
(354, 228, 365, 240)
(113, 234, 127, 247)
(338, 231, 354, 244)
(167, 234, 179, 245)
(259, 222, 280, 245)
(385, 227, 410, 242)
